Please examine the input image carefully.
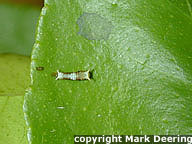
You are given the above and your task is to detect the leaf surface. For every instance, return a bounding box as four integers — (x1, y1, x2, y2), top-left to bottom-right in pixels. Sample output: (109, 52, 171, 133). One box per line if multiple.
(25, 0, 192, 143)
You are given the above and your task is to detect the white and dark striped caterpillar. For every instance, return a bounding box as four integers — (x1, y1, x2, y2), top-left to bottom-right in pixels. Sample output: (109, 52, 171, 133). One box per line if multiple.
(54, 70, 91, 81)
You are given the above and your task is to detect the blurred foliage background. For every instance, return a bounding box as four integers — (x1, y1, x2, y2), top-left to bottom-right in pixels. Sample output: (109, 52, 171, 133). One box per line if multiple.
(0, 0, 42, 143)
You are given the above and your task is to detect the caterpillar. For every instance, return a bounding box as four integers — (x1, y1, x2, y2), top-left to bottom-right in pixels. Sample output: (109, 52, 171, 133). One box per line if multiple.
(54, 70, 91, 81)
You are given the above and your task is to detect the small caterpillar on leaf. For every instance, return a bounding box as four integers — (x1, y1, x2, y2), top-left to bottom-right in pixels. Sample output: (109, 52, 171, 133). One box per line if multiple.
(53, 70, 91, 81)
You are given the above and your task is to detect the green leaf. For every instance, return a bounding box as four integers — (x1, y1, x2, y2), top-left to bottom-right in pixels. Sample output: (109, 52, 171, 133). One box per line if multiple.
(0, 4, 40, 56)
(0, 54, 30, 144)
(25, 0, 192, 143)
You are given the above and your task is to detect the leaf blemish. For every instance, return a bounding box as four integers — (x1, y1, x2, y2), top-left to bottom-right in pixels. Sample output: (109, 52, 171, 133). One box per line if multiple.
(77, 13, 113, 40)
(36, 66, 44, 71)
